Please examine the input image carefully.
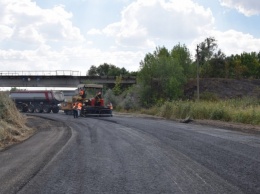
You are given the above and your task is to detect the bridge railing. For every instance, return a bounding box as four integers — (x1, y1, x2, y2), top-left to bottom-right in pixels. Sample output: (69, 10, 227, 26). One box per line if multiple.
(0, 70, 81, 76)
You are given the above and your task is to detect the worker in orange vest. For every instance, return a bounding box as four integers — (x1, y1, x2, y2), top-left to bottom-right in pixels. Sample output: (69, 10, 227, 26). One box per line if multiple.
(107, 102, 113, 110)
(77, 101, 83, 117)
(72, 102, 78, 118)
(95, 91, 102, 106)
(79, 89, 86, 98)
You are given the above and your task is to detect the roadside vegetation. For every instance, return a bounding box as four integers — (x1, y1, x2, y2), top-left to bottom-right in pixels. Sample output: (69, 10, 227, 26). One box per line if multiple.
(104, 87, 260, 126)
(0, 92, 32, 149)
(101, 36, 260, 126)
(139, 97, 260, 125)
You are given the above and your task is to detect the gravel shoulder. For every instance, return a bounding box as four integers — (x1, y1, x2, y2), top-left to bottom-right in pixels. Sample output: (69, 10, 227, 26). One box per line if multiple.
(114, 112, 260, 135)
(0, 115, 65, 150)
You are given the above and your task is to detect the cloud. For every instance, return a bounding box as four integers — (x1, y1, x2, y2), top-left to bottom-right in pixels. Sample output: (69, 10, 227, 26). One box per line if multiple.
(214, 30, 260, 55)
(190, 29, 260, 58)
(0, 0, 85, 48)
(102, 0, 214, 49)
(61, 46, 144, 72)
(87, 28, 102, 35)
(0, 0, 259, 75)
(219, 0, 260, 16)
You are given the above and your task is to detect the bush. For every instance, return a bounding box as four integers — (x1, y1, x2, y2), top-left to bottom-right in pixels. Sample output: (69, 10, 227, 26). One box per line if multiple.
(158, 101, 174, 119)
(200, 92, 219, 101)
(104, 89, 118, 108)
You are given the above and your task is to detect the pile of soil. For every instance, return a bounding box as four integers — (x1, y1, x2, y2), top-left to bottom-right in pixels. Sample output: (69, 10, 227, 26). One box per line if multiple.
(184, 78, 260, 99)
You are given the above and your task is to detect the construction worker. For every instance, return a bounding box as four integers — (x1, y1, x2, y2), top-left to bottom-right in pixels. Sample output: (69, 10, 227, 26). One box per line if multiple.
(79, 88, 86, 98)
(72, 102, 78, 118)
(107, 102, 113, 110)
(77, 101, 83, 117)
(95, 91, 102, 106)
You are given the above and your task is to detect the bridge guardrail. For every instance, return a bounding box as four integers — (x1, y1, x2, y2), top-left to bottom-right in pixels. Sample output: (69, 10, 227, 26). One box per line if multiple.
(0, 70, 81, 76)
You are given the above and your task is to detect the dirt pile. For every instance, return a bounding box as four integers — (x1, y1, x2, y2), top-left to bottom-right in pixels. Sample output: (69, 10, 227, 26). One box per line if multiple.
(184, 78, 260, 99)
(0, 92, 33, 149)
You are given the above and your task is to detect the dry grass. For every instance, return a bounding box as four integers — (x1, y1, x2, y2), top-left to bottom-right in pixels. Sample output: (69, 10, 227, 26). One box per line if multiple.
(0, 92, 33, 149)
(138, 98, 260, 126)
(128, 98, 260, 126)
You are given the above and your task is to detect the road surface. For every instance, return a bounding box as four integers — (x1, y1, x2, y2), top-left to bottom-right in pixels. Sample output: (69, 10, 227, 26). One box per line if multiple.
(0, 113, 260, 194)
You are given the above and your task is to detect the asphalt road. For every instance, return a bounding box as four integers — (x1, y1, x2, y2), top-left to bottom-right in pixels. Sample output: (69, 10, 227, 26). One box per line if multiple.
(0, 113, 260, 194)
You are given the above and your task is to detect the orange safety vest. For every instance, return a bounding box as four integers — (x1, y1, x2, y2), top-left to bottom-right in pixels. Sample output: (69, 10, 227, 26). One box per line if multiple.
(73, 103, 78, 109)
(77, 102, 82, 110)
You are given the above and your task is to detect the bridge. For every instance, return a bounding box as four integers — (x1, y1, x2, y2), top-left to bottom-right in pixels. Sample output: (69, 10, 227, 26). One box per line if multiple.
(0, 70, 136, 88)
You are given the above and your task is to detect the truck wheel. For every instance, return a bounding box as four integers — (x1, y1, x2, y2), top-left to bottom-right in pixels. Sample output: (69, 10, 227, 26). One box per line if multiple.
(43, 105, 51, 113)
(16, 104, 24, 112)
(28, 104, 35, 113)
(35, 104, 43, 113)
(22, 106, 28, 112)
(52, 106, 59, 113)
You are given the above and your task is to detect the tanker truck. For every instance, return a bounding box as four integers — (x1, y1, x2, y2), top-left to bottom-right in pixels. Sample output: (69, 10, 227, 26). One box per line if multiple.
(9, 90, 64, 113)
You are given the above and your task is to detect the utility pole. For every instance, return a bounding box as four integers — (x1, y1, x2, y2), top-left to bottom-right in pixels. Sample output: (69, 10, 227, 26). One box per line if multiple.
(196, 45, 200, 101)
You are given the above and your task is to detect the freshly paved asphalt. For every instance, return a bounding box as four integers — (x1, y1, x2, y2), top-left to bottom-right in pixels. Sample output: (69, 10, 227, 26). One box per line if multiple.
(0, 113, 259, 194)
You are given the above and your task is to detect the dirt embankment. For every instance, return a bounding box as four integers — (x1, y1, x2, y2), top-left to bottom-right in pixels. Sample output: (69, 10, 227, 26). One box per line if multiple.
(184, 78, 260, 99)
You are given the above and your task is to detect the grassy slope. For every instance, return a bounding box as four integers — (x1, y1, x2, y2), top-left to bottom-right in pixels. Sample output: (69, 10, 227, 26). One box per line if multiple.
(0, 92, 33, 149)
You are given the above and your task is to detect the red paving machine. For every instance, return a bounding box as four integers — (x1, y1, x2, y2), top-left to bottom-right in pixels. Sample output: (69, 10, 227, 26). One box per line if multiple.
(60, 84, 113, 117)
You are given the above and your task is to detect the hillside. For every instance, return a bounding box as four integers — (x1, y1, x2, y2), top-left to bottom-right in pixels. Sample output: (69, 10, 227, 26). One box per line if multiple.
(184, 78, 260, 100)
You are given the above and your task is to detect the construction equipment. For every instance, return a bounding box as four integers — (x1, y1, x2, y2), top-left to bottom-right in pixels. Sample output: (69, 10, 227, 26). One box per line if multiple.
(9, 90, 64, 113)
(60, 84, 113, 117)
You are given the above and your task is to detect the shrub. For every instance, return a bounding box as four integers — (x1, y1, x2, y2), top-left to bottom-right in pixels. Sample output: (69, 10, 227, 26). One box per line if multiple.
(104, 89, 118, 108)
(200, 92, 219, 101)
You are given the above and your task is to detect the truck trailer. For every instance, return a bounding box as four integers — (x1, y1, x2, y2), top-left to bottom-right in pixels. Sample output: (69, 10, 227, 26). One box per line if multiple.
(9, 90, 64, 113)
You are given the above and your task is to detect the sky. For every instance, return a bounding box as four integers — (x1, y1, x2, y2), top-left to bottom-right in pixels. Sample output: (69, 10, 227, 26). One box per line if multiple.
(0, 0, 260, 75)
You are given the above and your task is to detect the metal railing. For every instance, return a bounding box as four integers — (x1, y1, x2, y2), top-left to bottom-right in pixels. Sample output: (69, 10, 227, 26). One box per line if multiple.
(0, 70, 81, 76)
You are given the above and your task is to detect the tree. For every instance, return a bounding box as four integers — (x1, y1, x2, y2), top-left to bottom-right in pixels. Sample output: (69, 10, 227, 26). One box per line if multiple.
(88, 65, 98, 76)
(97, 63, 110, 76)
(10, 87, 18, 91)
(197, 37, 217, 64)
(170, 43, 193, 78)
(207, 49, 226, 78)
(113, 75, 122, 96)
(107, 65, 121, 76)
(87, 63, 131, 76)
(197, 37, 229, 78)
(225, 52, 260, 79)
(240, 52, 260, 78)
(138, 46, 189, 106)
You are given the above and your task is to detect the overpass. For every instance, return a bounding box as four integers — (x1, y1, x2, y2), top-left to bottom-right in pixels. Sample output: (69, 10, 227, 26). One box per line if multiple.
(0, 70, 136, 88)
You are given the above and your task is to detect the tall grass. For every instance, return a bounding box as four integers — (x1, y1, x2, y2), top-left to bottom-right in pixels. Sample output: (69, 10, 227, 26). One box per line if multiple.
(140, 97, 260, 125)
(0, 92, 31, 148)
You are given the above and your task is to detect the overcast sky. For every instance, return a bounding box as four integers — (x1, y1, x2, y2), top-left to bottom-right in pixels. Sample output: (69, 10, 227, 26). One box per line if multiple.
(0, 0, 260, 75)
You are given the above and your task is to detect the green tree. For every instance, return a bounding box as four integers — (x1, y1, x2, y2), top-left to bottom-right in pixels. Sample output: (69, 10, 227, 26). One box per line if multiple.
(107, 65, 121, 76)
(207, 49, 226, 78)
(113, 75, 122, 95)
(138, 46, 188, 107)
(10, 87, 18, 91)
(88, 63, 131, 76)
(240, 52, 260, 78)
(197, 37, 217, 65)
(97, 63, 110, 76)
(170, 43, 193, 78)
(88, 65, 98, 76)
